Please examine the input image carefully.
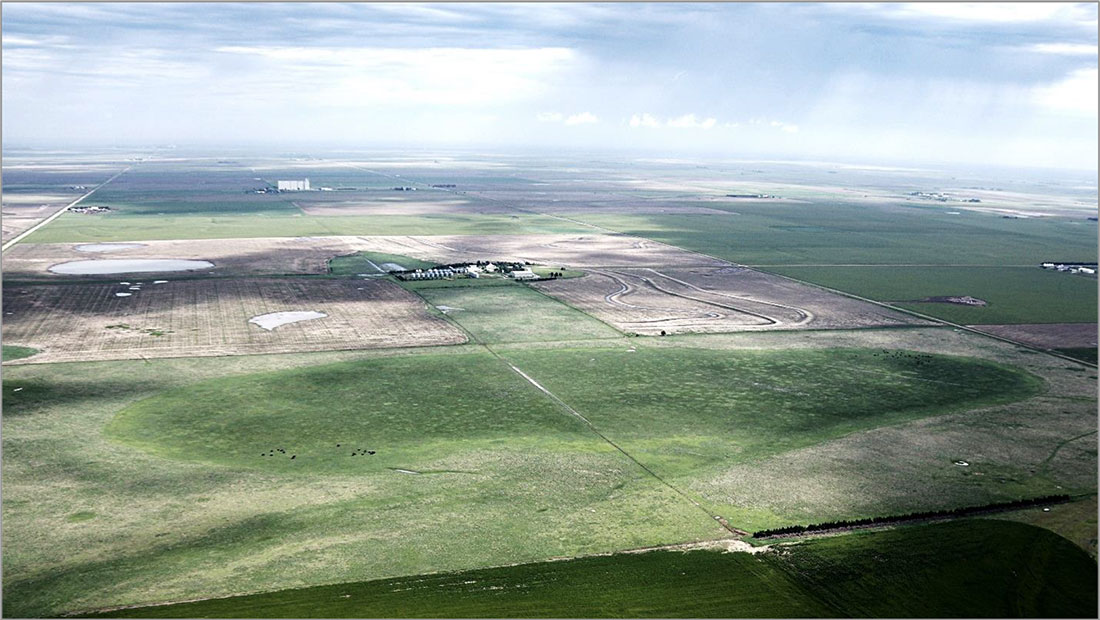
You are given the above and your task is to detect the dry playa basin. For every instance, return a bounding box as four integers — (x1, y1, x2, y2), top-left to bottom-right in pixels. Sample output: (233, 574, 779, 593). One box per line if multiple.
(48, 259, 215, 275)
(1, 278, 466, 363)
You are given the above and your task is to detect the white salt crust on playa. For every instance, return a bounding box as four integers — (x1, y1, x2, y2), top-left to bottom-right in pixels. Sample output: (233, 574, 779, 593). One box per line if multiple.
(49, 259, 215, 275)
(248, 311, 328, 331)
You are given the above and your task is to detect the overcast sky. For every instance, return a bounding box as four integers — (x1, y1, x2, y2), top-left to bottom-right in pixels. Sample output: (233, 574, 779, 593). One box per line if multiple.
(3, 2, 1097, 169)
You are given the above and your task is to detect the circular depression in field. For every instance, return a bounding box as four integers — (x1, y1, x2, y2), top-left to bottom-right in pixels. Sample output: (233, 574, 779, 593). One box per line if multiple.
(48, 259, 214, 275)
(73, 243, 147, 253)
(105, 348, 1041, 475)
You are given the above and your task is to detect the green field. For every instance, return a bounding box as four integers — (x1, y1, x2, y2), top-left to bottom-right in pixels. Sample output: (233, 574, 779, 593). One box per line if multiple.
(504, 346, 1043, 469)
(2, 339, 1066, 616)
(328, 251, 437, 275)
(1057, 347, 1099, 365)
(22, 212, 590, 243)
(569, 207, 1098, 266)
(2, 345, 39, 362)
(105, 352, 596, 474)
(766, 266, 1098, 324)
(414, 284, 622, 344)
(86, 520, 1097, 618)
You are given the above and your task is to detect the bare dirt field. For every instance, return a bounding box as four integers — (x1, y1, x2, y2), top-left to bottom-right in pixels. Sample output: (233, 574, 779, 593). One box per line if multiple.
(534, 266, 929, 335)
(394, 234, 729, 268)
(2, 237, 368, 279)
(968, 323, 1098, 349)
(1, 193, 79, 243)
(2, 278, 466, 363)
(3, 234, 727, 279)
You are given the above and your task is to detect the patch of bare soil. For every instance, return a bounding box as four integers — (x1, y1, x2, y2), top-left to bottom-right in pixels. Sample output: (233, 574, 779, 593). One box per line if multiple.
(535, 266, 929, 335)
(2, 278, 466, 363)
(909, 295, 988, 306)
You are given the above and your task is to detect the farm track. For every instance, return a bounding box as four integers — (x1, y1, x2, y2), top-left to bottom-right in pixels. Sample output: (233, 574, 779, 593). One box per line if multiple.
(592, 268, 774, 326)
(1, 165, 132, 252)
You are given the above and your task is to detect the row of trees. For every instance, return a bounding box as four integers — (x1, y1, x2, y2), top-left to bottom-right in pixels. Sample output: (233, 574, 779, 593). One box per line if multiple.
(752, 494, 1072, 539)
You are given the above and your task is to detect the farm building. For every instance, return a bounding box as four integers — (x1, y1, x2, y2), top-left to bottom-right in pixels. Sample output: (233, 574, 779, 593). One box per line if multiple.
(510, 269, 537, 280)
(277, 179, 311, 191)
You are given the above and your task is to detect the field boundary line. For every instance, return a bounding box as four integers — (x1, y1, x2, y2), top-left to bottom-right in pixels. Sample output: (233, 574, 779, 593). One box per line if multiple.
(540, 212, 1097, 368)
(486, 346, 745, 537)
(2, 165, 132, 252)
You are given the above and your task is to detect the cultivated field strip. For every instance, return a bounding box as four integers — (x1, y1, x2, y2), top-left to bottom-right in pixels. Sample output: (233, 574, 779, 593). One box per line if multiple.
(2, 278, 466, 363)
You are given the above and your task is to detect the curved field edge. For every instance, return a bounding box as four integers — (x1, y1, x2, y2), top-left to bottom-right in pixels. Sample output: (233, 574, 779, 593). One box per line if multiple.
(2, 345, 40, 362)
(78, 520, 1098, 618)
(101, 347, 1044, 476)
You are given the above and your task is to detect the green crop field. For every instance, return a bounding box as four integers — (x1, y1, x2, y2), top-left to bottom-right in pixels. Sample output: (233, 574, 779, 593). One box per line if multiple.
(22, 212, 591, 243)
(2, 340, 1063, 616)
(767, 266, 1098, 324)
(328, 251, 438, 275)
(569, 207, 1098, 266)
(414, 283, 622, 344)
(2, 345, 39, 362)
(86, 520, 1097, 618)
(503, 346, 1043, 469)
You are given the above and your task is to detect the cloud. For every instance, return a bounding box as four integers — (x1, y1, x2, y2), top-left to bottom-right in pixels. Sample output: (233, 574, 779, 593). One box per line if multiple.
(215, 45, 576, 106)
(629, 113, 661, 128)
(1027, 42, 1099, 56)
(564, 112, 598, 125)
(1032, 67, 1098, 115)
(885, 2, 1094, 24)
(770, 120, 800, 133)
(667, 114, 717, 129)
(537, 112, 564, 122)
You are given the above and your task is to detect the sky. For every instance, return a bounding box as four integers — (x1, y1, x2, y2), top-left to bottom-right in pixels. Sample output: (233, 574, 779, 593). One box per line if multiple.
(2, 2, 1097, 169)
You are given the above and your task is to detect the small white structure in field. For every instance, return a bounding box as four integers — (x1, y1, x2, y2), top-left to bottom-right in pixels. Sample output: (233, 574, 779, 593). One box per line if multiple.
(277, 179, 311, 191)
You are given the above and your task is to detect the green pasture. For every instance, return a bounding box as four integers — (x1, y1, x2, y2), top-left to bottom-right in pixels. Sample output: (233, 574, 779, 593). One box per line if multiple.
(105, 352, 597, 474)
(328, 251, 437, 275)
(2, 345, 39, 362)
(87, 520, 1097, 618)
(2, 348, 723, 617)
(1057, 347, 1098, 365)
(769, 266, 1098, 324)
(414, 284, 621, 344)
(21, 212, 590, 243)
(0, 338, 1088, 617)
(569, 208, 1097, 266)
(504, 346, 1043, 469)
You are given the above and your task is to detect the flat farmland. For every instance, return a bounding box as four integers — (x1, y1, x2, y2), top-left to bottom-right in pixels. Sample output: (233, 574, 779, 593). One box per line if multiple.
(769, 266, 1098, 324)
(1, 193, 81, 243)
(413, 283, 623, 344)
(3, 237, 368, 279)
(83, 521, 1097, 619)
(969, 323, 1097, 349)
(533, 266, 927, 335)
(294, 191, 516, 216)
(2, 349, 724, 617)
(1, 278, 466, 363)
(401, 234, 728, 268)
(21, 213, 592, 243)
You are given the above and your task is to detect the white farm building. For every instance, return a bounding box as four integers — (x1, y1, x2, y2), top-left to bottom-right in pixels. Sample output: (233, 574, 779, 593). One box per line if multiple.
(277, 179, 311, 191)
